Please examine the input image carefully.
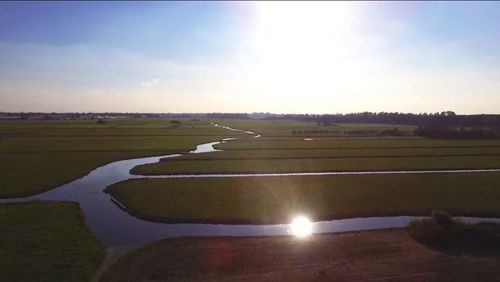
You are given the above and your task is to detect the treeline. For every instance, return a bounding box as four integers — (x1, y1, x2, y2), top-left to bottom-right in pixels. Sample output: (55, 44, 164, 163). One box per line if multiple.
(291, 128, 404, 137)
(415, 126, 500, 139)
(205, 113, 250, 119)
(281, 112, 500, 127)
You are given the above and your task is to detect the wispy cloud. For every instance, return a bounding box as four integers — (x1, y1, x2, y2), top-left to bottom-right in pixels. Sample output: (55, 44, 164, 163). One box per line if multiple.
(140, 78, 159, 88)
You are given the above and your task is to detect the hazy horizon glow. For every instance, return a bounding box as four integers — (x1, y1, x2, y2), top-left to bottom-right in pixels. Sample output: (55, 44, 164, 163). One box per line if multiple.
(1, 1, 500, 114)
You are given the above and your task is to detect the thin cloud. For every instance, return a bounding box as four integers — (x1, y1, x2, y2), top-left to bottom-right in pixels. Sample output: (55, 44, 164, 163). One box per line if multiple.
(140, 78, 159, 88)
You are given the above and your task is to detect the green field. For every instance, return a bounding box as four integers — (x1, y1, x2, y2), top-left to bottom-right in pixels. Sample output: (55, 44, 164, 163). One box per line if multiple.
(215, 137, 500, 150)
(210, 119, 417, 137)
(0, 118, 240, 197)
(130, 120, 500, 175)
(105, 173, 500, 224)
(132, 155, 500, 175)
(175, 147, 500, 160)
(0, 201, 104, 282)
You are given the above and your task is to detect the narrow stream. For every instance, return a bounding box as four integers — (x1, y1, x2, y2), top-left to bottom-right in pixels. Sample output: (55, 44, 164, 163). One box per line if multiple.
(1, 124, 500, 249)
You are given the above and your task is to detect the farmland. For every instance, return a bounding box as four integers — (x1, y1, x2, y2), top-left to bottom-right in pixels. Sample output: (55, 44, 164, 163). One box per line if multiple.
(131, 155, 500, 174)
(3, 118, 500, 281)
(106, 173, 500, 224)
(0, 201, 104, 282)
(0, 119, 240, 197)
(131, 119, 500, 175)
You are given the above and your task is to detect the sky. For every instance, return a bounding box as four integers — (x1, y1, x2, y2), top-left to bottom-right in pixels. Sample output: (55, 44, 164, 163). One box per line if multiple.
(1, 1, 500, 114)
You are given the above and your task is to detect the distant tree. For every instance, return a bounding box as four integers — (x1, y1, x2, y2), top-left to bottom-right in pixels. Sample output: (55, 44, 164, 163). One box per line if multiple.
(278, 112, 500, 128)
(170, 120, 181, 127)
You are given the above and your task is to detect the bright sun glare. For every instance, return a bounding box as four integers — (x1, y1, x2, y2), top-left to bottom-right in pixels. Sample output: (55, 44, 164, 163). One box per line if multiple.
(290, 216, 313, 237)
(255, 1, 356, 88)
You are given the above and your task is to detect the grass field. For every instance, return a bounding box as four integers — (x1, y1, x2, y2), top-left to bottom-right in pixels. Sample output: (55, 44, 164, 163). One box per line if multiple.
(215, 137, 500, 150)
(173, 147, 500, 160)
(105, 173, 500, 224)
(130, 120, 500, 175)
(0, 201, 104, 282)
(132, 155, 500, 175)
(209, 119, 417, 137)
(100, 229, 500, 282)
(0, 118, 240, 197)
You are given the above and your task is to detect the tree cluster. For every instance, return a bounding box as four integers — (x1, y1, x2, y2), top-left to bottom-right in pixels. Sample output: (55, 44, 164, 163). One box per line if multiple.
(281, 111, 500, 127)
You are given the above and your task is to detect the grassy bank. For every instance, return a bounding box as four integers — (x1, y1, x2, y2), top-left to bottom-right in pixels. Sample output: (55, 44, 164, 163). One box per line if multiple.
(174, 147, 500, 160)
(100, 229, 500, 282)
(0, 201, 105, 282)
(214, 137, 500, 150)
(131, 155, 500, 175)
(0, 118, 238, 197)
(105, 173, 500, 224)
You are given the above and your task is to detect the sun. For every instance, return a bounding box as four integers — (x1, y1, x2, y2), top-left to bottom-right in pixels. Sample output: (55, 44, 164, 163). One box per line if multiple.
(290, 216, 313, 237)
(254, 1, 356, 87)
(250, 1, 359, 107)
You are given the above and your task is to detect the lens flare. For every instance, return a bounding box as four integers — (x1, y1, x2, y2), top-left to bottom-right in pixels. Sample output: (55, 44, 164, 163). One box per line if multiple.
(290, 216, 313, 237)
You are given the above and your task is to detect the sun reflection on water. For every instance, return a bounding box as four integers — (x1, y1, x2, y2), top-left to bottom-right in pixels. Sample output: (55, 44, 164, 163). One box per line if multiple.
(290, 216, 313, 237)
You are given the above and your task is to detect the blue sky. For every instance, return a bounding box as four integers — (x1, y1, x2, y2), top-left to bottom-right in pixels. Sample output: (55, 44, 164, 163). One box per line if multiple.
(1, 1, 500, 113)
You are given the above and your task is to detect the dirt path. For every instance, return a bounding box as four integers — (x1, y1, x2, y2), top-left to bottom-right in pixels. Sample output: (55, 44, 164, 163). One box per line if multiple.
(100, 229, 500, 281)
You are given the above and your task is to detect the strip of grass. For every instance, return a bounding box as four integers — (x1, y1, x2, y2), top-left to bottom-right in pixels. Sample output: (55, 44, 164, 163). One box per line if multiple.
(175, 147, 500, 160)
(0, 136, 231, 153)
(0, 201, 104, 282)
(216, 137, 500, 150)
(105, 173, 500, 224)
(131, 155, 500, 175)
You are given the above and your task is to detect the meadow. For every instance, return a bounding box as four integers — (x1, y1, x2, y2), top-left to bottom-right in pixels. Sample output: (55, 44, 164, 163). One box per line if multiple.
(209, 119, 417, 137)
(105, 173, 500, 224)
(132, 155, 500, 174)
(131, 119, 500, 175)
(119, 119, 500, 223)
(171, 147, 500, 160)
(214, 137, 500, 150)
(0, 201, 104, 282)
(0, 118, 240, 197)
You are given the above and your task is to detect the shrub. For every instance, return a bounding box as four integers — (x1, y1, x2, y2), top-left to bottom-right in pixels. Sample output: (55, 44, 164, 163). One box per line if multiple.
(431, 210, 455, 228)
(409, 211, 500, 256)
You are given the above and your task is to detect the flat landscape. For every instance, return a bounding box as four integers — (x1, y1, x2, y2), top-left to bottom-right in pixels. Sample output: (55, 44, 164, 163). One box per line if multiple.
(106, 173, 500, 224)
(2, 118, 500, 282)
(0, 118, 240, 197)
(4, 2, 500, 281)
(132, 120, 500, 175)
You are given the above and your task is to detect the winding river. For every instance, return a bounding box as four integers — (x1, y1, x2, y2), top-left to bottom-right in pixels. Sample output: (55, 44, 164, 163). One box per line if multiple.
(1, 123, 500, 249)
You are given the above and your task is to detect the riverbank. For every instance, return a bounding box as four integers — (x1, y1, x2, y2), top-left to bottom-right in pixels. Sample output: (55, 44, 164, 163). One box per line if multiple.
(100, 229, 500, 282)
